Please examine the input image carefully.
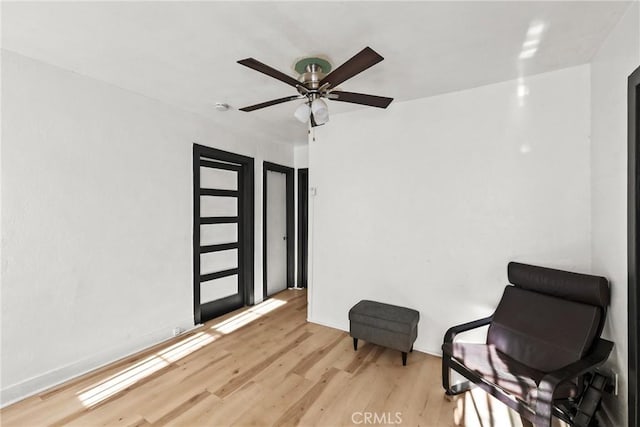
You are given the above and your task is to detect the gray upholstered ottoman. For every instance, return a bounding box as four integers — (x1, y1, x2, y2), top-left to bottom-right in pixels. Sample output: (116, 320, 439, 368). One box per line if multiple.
(348, 300, 420, 366)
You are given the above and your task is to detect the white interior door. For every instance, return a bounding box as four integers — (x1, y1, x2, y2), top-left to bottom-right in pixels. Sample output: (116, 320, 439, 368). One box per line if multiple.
(266, 170, 287, 296)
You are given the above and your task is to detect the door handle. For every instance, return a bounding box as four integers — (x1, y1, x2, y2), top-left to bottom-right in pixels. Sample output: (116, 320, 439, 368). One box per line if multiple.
(283, 236, 287, 240)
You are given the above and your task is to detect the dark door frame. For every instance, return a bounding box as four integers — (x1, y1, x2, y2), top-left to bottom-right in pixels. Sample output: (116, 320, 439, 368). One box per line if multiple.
(263, 161, 295, 298)
(297, 168, 309, 288)
(629, 65, 640, 427)
(193, 144, 255, 325)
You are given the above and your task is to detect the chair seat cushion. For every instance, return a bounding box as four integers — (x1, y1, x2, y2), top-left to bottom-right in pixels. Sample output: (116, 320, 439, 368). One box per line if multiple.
(487, 286, 601, 372)
(442, 342, 579, 404)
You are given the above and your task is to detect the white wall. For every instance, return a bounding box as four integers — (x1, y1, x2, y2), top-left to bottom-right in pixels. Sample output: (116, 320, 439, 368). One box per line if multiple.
(591, 3, 639, 426)
(0, 50, 294, 405)
(294, 145, 309, 169)
(308, 65, 592, 356)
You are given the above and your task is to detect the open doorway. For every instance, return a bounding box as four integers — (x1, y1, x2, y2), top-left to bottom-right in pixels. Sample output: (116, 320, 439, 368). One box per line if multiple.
(628, 64, 640, 427)
(263, 162, 294, 299)
(297, 168, 309, 288)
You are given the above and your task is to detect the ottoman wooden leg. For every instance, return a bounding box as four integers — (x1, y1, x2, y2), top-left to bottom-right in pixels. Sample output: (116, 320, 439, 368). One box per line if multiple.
(353, 338, 358, 351)
(402, 352, 407, 366)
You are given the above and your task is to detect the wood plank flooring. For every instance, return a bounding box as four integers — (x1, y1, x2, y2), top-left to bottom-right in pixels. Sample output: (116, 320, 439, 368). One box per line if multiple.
(1, 290, 565, 426)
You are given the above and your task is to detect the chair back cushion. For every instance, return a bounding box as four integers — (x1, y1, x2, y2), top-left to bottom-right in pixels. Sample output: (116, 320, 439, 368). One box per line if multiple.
(507, 262, 609, 308)
(487, 286, 601, 372)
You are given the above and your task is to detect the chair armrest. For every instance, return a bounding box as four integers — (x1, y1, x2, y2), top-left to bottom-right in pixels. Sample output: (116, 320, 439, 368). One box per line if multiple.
(535, 339, 614, 416)
(539, 339, 614, 392)
(444, 316, 493, 343)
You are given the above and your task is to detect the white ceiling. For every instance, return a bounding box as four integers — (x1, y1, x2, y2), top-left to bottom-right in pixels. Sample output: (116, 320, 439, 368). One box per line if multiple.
(1, 1, 632, 145)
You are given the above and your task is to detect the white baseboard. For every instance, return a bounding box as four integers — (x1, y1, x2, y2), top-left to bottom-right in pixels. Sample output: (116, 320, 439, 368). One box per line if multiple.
(1, 317, 195, 408)
(307, 316, 348, 332)
(414, 346, 443, 358)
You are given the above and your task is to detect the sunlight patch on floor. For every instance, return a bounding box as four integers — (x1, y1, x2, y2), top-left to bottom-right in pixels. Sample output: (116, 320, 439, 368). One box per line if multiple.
(451, 388, 570, 427)
(453, 388, 524, 427)
(76, 297, 287, 408)
(211, 298, 286, 334)
(77, 332, 217, 408)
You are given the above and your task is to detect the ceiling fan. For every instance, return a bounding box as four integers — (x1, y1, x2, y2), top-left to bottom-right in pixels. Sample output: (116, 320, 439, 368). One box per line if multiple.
(237, 47, 393, 127)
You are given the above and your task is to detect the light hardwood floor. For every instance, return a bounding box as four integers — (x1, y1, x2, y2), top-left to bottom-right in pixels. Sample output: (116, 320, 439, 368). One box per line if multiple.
(2, 290, 554, 426)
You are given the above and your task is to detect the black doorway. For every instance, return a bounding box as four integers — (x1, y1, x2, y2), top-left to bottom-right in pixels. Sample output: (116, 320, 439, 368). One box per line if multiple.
(297, 168, 309, 288)
(628, 64, 640, 427)
(263, 162, 294, 299)
(193, 144, 254, 324)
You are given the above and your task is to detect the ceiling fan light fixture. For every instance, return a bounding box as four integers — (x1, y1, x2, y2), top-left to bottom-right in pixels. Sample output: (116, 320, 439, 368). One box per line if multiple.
(311, 98, 329, 124)
(294, 102, 311, 123)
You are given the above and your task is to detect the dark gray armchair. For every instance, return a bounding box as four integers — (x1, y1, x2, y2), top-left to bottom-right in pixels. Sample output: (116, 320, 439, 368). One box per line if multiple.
(442, 262, 613, 427)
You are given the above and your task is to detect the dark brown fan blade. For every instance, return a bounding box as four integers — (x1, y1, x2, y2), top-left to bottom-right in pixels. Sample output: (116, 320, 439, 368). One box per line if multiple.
(237, 58, 301, 88)
(239, 95, 301, 112)
(329, 91, 393, 108)
(320, 47, 384, 88)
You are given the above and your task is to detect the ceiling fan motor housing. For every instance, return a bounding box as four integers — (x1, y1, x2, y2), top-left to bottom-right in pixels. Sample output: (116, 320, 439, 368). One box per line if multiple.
(295, 57, 332, 92)
(300, 65, 325, 90)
